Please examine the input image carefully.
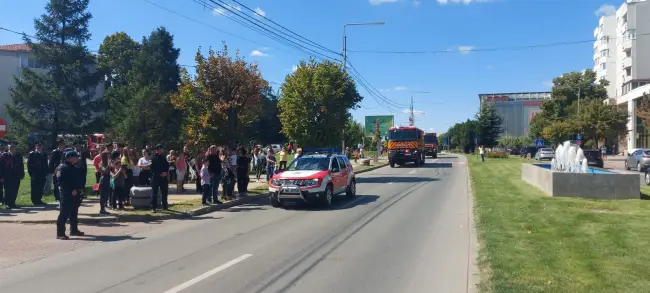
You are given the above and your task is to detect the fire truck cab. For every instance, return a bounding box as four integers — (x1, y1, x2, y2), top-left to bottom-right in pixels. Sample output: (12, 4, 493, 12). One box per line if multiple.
(387, 126, 426, 168)
(424, 132, 438, 159)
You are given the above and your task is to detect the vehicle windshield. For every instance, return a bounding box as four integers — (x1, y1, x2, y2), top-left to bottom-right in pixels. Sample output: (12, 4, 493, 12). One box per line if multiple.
(424, 134, 438, 144)
(388, 129, 418, 141)
(286, 157, 330, 171)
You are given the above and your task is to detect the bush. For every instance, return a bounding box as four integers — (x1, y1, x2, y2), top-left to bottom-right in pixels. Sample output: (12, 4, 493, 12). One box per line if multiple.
(486, 151, 508, 159)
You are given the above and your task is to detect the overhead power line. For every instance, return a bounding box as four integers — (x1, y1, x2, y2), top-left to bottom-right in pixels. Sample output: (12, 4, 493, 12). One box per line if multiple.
(195, 0, 341, 62)
(348, 32, 650, 55)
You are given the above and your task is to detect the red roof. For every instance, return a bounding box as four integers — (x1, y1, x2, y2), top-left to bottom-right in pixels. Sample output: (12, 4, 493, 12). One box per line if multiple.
(0, 44, 32, 52)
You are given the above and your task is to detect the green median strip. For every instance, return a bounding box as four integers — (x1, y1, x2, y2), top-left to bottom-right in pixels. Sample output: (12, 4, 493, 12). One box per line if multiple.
(468, 155, 650, 293)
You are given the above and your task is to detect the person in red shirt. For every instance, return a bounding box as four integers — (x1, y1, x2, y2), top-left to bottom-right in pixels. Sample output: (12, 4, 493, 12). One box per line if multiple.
(92, 148, 103, 184)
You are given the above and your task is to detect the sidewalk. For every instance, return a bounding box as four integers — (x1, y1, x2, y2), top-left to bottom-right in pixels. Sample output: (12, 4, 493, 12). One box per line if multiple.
(0, 157, 388, 224)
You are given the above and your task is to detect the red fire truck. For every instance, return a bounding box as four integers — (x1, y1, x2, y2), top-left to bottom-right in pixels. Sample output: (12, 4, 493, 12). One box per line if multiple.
(424, 132, 438, 158)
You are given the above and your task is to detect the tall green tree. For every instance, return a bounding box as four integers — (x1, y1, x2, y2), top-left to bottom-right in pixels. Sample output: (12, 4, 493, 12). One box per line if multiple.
(171, 45, 267, 150)
(444, 119, 479, 152)
(6, 0, 102, 147)
(278, 58, 362, 147)
(636, 92, 650, 128)
(245, 86, 284, 145)
(343, 119, 364, 149)
(476, 103, 503, 147)
(98, 32, 139, 88)
(105, 28, 181, 147)
(577, 99, 628, 144)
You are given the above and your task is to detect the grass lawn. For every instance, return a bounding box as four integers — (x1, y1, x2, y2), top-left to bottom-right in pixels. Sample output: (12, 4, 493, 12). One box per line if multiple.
(469, 155, 650, 293)
(14, 170, 96, 207)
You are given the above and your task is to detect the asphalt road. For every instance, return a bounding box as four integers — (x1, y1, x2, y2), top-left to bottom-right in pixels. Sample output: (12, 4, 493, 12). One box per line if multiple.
(0, 154, 475, 293)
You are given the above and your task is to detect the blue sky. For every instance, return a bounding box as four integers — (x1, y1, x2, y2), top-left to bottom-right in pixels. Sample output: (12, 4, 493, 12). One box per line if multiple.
(0, 0, 620, 134)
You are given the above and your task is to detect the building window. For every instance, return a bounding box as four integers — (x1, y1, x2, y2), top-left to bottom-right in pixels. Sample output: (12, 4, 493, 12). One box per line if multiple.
(601, 63, 606, 70)
(600, 49, 609, 57)
(601, 36, 609, 44)
(626, 29, 636, 40)
(20, 57, 46, 69)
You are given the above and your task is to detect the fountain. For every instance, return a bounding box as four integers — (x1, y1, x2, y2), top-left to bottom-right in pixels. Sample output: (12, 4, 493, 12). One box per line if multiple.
(550, 141, 588, 173)
(521, 140, 639, 200)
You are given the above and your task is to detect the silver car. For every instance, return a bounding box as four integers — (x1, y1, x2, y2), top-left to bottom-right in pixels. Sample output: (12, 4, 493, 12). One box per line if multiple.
(625, 149, 650, 172)
(535, 148, 555, 161)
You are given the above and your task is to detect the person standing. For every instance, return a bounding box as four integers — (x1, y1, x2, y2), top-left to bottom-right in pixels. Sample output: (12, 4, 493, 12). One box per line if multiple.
(0, 143, 24, 209)
(56, 151, 85, 240)
(236, 147, 251, 197)
(207, 145, 222, 204)
(150, 144, 170, 212)
(98, 151, 111, 215)
(27, 141, 48, 205)
(266, 150, 277, 183)
(49, 139, 66, 202)
(137, 149, 152, 186)
(92, 149, 102, 184)
(110, 158, 127, 210)
(278, 147, 288, 171)
(479, 145, 485, 162)
(72, 142, 88, 195)
(200, 158, 211, 206)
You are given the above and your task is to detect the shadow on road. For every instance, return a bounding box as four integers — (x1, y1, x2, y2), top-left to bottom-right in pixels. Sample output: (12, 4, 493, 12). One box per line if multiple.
(422, 162, 453, 168)
(356, 177, 439, 184)
(75, 235, 146, 242)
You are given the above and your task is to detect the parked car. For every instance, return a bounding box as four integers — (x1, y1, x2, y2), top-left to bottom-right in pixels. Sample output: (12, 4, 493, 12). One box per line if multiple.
(509, 148, 521, 155)
(624, 149, 650, 171)
(535, 148, 555, 161)
(268, 153, 356, 208)
(582, 149, 604, 168)
(521, 146, 539, 158)
(645, 169, 650, 185)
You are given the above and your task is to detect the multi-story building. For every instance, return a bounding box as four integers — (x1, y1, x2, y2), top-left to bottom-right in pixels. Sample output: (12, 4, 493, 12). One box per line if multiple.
(593, 14, 618, 99)
(0, 43, 104, 124)
(598, 0, 650, 152)
(478, 92, 552, 138)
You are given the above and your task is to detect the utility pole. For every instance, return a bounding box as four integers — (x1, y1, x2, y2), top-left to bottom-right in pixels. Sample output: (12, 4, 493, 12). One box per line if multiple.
(409, 96, 415, 126)
(374, 119, 381, 162)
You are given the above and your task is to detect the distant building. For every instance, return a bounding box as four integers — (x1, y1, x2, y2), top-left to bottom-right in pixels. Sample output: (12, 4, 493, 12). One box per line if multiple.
(0, 43, 105, 123)
(478, 92, 552, 138)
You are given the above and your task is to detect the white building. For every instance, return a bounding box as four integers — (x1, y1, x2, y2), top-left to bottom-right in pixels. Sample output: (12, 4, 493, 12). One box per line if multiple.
(0, 43, 105, 124)
(594, 0, 650, 152)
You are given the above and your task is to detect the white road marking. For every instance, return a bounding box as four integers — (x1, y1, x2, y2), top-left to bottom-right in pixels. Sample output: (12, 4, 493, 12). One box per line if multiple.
(387, 182, 393, 185)
(408, 170, 416, 174)
(163, 254, 253, 293)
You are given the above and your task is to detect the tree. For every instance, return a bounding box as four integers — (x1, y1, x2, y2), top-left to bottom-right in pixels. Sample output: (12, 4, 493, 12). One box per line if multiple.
(6, 0, 102, 147)
(343, 119, 364, 150)
(244, 86, 284, 145)
(476, 103, 503, 147)
(577, 99, 628, 145)
(97, 32, 139, 88)
(636, 92, 650, 128)
(106, 28, 181, 147)
(443, 119, 479, 152)
(529, 69, 613, 144)
(278, 58, 362, 147)
(172, 44, 267, 150)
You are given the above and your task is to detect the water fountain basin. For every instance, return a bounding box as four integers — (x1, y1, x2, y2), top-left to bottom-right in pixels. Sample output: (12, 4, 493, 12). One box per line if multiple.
(521, 164, 639, 200)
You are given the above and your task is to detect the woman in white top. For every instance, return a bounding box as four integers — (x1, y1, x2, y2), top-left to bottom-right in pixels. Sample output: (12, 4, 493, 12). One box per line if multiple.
(138, 150, 152, 186)
(479, 145, 485, 162)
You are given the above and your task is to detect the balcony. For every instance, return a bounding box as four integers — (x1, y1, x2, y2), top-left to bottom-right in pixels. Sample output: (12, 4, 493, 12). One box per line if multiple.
(594, 27, 599, 38)
(622, 57, 632, 69)
(622, 39, 632, 52)
(594, 41, 599, 49)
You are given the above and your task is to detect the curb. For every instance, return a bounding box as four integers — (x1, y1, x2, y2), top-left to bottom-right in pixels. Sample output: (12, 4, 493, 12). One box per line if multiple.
(0, 196, 262, 225)
(355, 162, 388, 174)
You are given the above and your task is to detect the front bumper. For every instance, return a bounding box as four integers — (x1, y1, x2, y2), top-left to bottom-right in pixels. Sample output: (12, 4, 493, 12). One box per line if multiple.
(389, 151, 420, 163)
(537, 154, 555, 160)
(269, 185, 326, 204)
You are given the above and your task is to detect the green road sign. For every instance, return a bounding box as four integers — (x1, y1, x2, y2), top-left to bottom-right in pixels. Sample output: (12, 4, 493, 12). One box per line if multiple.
(364, 115, 394, 137)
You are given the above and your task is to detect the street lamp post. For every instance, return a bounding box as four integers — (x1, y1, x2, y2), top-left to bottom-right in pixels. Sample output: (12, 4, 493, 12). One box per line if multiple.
(409, 91, 430, 126)
(341, 22, 385, 153)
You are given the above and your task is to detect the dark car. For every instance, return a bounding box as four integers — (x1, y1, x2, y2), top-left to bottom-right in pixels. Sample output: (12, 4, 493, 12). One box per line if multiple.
(521, 146, 539, 158)
(509, 148, 521, 155)
(582, 149, 604, 168)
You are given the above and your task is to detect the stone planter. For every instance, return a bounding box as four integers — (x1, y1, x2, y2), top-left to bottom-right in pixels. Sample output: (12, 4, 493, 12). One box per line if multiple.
(130, 186, 160, 209)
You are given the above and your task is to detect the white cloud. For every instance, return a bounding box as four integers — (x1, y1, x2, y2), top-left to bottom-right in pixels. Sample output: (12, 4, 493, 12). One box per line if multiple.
(393, 86, 407, 91)
(458, 46, 474, 55)
(403, 109, 427, 115)
(291, 65, 298, 72)
(212, 4, 241, 16)
(254, 7, 266, 17)
(437, 0, 494, 5)
(251, 50, 268, 57)
(369, 0, 399, 5)
(543, 81, 553, 88)
(595, 4, 616, 16)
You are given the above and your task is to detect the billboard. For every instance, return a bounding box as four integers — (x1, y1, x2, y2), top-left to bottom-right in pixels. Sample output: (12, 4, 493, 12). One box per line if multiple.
(364, 115, 394, 137)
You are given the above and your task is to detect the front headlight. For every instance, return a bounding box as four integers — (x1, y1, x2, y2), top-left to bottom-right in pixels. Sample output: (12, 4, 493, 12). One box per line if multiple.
(303, 178, 319, 186)
(271, 179, 281, 186)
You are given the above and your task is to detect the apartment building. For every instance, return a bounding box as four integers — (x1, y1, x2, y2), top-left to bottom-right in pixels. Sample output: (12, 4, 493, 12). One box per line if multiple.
(0, 43, 104, 123)
(593, 14, 618, 99)
(593, 0, 650, 151)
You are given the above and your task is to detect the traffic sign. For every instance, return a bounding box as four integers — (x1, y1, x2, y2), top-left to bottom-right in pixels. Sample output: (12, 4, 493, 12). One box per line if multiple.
(535, 139, 544, 147)
(0, 118, 7, 138)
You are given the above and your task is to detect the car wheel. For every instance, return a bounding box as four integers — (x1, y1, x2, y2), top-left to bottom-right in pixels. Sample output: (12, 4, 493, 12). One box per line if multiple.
(321, 184, 333, 208)
(346, 180, 356, 198)
(646, 172, 650, 185)
(625, 160, 630, 170)
(638, 162, 642, 172)
(390, 162, 395, 168)
(270, 195, 282, 208)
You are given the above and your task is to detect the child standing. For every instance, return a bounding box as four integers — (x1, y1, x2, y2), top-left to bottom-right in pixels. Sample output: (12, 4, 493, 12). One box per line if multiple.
(266, 150, 277, 183)
(200, 158, 212, 206)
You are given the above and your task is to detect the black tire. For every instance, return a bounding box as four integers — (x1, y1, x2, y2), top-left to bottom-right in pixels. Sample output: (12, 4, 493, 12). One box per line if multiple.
(638, 162, 642, 172)
(421, 154, 425, 165)
(270, 195, 282, 208)
(346, 180, 356, 198)
(390, 161, 395, 168)
(433, 153, 437, 159)
(321, 184, 333, 208)
(646, 172, 650, 185)
(625, 160, 630, 170)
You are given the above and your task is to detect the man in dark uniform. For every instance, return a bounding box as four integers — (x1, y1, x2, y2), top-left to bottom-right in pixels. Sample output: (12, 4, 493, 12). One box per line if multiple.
(27, 141, 49, 205)
(49, 139, 66, 202)
(0, 143, 25, 209)
(56, 151, 85, 240)
(150, 144, 170, 212)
